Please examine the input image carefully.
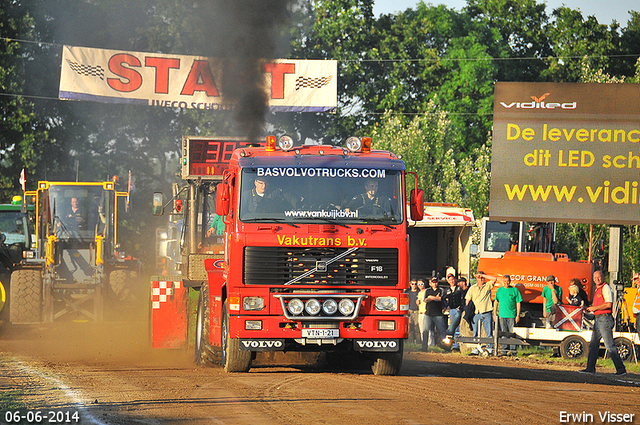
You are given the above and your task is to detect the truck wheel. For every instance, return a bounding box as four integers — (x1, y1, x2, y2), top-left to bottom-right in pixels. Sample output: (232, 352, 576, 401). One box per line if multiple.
(221, 300, 251, 372)
(10, 269, 42, 324)
(559, 335, 587, 359)
(371, 340, 403, 376)
(613, 337, 634, 362)
(195, 283, 219, 366)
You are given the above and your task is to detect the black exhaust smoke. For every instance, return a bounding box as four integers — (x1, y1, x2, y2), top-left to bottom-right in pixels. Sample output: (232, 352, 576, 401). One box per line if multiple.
(211, 0, 291, 141)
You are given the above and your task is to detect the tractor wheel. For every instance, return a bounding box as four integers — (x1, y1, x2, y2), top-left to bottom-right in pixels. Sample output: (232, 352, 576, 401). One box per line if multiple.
(221, 300, 251, 372)
(108, 269, 128, 302)
(371, 340, 403, 376)
(613, 337, 635, 362)
(559, 335, 588, 360)
(108, 269, 139, 302)
(10, 269, 42, 324)
(195, 283, 219, 366)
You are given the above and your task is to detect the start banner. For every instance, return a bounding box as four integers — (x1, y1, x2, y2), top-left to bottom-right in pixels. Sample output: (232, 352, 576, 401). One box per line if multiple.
(59, 45, 337, 112)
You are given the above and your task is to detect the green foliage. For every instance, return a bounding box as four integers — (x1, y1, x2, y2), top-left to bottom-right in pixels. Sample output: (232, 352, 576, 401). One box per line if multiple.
(371, 104, 490, 219)
(542, 7, 619, 82)
(0, 2, 48, 202)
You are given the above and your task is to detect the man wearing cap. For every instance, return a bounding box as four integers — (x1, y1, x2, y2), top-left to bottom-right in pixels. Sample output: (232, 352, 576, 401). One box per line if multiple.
(580, 270, 626, 376)
(542, 275, 562, 329)
(443, 272, 464, 338)
(424, 276, 446, 349)
(242, 177, 297, 215)
(465, 271, 496, 352)
(243, 177, 268, 214)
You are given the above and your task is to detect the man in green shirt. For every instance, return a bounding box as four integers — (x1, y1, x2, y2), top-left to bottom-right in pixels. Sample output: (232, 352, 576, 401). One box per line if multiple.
(542, 275, 562, 329)
(493, 274, 523, 355)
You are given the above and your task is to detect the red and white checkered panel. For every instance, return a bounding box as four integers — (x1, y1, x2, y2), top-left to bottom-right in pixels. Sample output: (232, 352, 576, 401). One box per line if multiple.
(152, 280, 180, 309)
(151, 279, 188, 349)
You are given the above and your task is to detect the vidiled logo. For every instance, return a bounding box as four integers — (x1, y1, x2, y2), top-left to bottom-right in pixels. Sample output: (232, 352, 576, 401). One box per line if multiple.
(500, 93, 577, 110)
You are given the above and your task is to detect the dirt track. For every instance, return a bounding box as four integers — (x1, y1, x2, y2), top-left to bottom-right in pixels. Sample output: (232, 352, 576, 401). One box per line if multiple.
(1, 321, 639, 425)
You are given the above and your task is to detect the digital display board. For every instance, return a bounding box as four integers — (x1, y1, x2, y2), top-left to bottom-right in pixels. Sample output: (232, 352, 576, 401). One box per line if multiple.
(490, 82, 640, 225)
(181, 137, 246, 179)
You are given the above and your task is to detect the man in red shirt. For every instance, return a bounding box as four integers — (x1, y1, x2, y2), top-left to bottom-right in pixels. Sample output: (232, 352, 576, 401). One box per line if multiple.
(580, 270, 627, 376)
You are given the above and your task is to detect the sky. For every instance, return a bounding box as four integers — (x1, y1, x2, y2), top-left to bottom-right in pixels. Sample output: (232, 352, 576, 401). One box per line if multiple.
(373, 0, 638, 26)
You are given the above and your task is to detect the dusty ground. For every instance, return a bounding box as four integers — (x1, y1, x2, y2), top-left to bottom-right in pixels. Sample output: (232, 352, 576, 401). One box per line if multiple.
(1, 321, 639, 425)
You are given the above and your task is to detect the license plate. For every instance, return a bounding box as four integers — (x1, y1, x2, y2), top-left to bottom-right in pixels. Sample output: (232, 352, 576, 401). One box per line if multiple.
(301, 328, 339, 339)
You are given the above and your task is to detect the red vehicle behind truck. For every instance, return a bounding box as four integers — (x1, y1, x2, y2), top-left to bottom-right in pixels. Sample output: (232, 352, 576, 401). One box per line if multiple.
(151, 135, 423, 375)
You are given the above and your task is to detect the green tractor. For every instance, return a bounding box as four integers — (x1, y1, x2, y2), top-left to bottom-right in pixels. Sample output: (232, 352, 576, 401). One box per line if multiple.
(0, 195, 33, 320)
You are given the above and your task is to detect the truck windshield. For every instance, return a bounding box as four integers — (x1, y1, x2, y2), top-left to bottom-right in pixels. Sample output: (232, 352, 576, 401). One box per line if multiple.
(239, 167, 403, 225)
(483, 221, 520, 253)
(48, 185, 112, 242)
(0, 211, 28, 244)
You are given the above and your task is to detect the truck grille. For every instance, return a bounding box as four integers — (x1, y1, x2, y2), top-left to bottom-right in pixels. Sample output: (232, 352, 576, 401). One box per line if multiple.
(244, 247, 398, 286)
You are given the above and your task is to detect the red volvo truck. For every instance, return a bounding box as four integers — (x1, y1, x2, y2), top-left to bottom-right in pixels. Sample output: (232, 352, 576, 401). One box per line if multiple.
(152, 135, 423, 375)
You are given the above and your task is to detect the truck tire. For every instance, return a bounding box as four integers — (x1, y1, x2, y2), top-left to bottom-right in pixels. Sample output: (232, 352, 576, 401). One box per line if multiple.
(613, 337, 634, 362)
(195, 283, 219, 366)
(371, 340, 403, 376)
(10, 269, 42, 324)
(559, 335, 587, 359)
(221, 300, 251, 372)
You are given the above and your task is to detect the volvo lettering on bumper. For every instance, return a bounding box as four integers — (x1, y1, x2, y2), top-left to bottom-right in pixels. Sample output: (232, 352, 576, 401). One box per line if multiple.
(239, 339, 285, 351)
(354, 339, 400, 352)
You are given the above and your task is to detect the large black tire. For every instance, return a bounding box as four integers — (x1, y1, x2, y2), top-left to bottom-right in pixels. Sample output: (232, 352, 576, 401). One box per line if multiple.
(613, 337, 635, 362)
(10, 269, 42, 324)
(221, 300, 252, 372)
(195, 283, 220, 366)
(560, 335, 588, 359)
(108, 269, 138, 302)
(371, 340, 403, 376)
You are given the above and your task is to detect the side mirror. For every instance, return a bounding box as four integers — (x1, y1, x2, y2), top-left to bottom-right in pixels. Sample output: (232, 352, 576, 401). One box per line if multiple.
(470, 243, 478, 257)
(216, 183, 230, 216)
(409, 189, 424, 221)
(152, 192, 164, 216)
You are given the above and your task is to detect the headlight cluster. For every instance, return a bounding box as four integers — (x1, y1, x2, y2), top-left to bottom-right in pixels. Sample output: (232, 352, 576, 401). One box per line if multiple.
(286, 297, 356, 317)
(374, 296, 398, 311)
(243, 296, 264, 311)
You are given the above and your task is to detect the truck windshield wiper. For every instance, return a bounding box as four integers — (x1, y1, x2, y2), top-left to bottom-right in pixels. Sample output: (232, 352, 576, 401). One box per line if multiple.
(245, 218, 299, 228)
(315, 219, 350, 228)
(361, 218, 396, 229)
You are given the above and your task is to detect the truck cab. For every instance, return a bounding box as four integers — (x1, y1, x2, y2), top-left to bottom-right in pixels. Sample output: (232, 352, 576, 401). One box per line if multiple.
(152, 135, 423, 375)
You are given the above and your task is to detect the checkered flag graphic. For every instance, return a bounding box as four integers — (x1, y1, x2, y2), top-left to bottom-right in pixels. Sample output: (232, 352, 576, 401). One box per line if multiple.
(295, 75, 333, 90)
(66, 59, 105, 80)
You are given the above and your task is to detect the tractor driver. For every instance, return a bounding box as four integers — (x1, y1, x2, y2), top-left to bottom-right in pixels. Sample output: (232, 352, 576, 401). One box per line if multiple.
(66, 197, 87, 230)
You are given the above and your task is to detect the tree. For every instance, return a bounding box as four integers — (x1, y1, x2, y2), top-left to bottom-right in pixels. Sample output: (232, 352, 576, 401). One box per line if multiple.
(0, 1, 48, 201)
(371, 101, 490, 219)
(542, 7, 619, 82)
